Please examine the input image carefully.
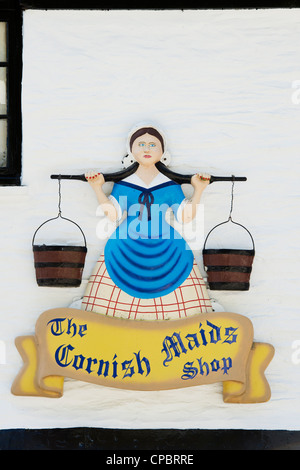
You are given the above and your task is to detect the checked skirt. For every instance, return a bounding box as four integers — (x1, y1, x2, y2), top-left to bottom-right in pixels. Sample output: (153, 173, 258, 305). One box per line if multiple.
(82, 254, 213, 320)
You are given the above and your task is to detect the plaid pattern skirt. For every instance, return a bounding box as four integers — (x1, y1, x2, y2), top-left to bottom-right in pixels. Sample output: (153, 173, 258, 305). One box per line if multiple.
(82, 254, 213, 320)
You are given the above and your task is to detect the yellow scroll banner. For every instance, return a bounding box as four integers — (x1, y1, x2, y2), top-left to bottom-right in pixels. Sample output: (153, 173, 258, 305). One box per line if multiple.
(11, 308, 274, 403)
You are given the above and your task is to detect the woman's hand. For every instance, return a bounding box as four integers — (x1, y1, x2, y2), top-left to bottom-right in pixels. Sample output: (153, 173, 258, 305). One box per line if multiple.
(191, 173, 211, 192)
(85, 170, 105, 188)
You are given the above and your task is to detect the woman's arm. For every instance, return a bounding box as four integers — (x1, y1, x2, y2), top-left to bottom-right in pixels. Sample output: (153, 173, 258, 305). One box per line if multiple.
(85, 171, 119, 222)
(181, 173, 210, 224)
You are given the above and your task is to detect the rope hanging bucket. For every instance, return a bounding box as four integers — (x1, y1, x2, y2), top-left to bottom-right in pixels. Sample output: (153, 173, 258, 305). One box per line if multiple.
(32, 177, 87, 287)
(203, 220, 255, 291)
(202, 176, 255, 291)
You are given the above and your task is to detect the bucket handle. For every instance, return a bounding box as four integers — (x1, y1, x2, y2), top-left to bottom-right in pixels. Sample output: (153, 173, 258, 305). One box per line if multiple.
(32, 176, 87, 248)
(203, 218, 255, 253)
(32, 214, 87, 248)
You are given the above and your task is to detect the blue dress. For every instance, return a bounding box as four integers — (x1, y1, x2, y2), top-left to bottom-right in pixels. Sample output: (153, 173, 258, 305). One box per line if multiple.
(104, 178, 194, 299)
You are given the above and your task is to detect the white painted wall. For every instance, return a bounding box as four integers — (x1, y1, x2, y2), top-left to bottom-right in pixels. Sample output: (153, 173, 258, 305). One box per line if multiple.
(1, 9, 300, 430)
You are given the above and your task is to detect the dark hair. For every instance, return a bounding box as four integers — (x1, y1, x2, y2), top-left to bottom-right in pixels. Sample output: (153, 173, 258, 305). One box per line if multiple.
(129, 127, 165, 153)
(98, 127, 192, 184)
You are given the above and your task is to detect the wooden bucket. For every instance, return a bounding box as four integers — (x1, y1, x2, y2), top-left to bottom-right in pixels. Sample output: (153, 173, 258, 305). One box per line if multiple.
(32, 216, 87, 287)
(203, 220, 255, 291)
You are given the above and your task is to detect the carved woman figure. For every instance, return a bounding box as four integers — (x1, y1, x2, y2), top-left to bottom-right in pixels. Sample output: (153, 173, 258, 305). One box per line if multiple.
(81, 123, 213, 320)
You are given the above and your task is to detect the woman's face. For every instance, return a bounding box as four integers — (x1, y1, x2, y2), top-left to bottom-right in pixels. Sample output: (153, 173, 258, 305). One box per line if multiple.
(131, 133, 163, 167)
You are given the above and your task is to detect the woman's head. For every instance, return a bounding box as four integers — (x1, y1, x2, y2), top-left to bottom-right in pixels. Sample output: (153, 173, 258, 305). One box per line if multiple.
(130, 128, 164, 167)
(122, 123, 171, 168)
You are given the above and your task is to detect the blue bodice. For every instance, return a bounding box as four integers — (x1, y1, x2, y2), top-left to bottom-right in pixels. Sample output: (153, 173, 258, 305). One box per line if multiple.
(104, 179, 194, 298)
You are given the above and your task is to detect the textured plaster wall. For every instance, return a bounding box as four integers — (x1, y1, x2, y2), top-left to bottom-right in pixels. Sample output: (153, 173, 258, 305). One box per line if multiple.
(1, 9, 300, 429)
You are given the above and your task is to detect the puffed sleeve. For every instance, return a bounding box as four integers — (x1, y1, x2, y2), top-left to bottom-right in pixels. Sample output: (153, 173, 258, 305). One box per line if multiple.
(109, 183, 129, 221)
(168, 183, 188, 222)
